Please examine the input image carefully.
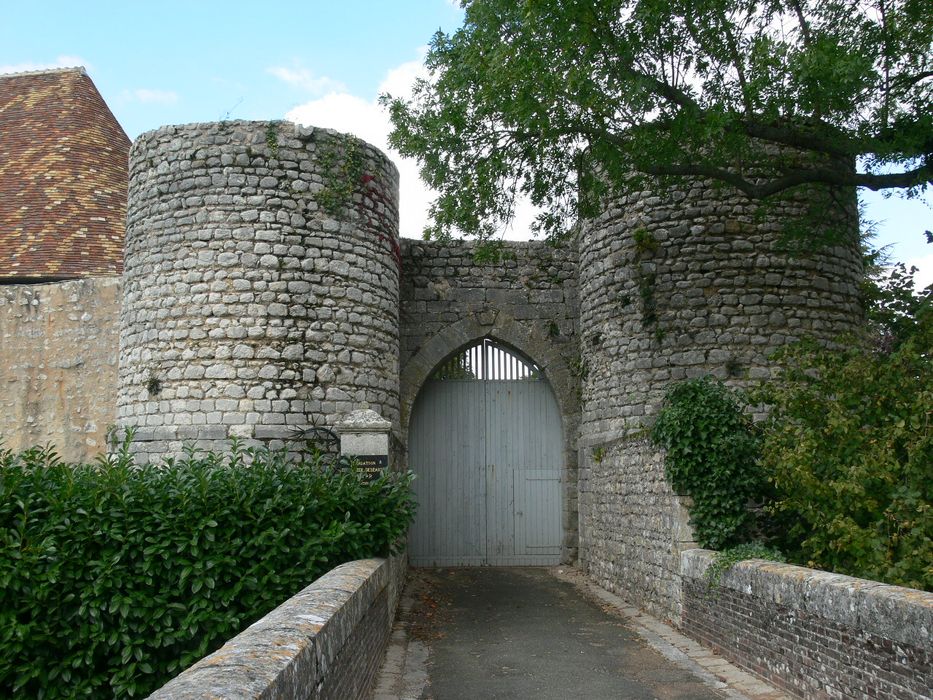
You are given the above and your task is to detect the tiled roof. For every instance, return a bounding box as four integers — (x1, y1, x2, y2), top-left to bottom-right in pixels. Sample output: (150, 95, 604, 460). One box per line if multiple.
(0, 67, 130, 281)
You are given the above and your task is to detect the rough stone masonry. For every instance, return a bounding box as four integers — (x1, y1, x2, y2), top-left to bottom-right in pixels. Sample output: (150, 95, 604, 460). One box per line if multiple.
(8, 119, 866, 619)
(5, 120, 895, 698)
(119, 121, 401, 462)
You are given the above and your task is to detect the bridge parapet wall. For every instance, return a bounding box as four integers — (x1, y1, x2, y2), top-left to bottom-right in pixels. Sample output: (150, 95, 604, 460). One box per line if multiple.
(681, 549, 933, 700)
(148, 555, 406, 700)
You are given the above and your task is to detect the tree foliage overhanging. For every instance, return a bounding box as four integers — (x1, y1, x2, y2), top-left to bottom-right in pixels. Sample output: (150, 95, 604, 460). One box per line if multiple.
(383, 0, 932, 240)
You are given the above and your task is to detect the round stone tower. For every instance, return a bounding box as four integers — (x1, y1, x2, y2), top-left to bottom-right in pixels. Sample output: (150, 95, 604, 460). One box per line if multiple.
(578, 176, 863, 442)
(119, 121, 400, 462)
(576, 170, 864, 621)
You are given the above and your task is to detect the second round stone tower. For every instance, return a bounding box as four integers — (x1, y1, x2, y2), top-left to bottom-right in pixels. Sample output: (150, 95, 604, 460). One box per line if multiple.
(576, 165, 864, 621)
(118, 121, 400, 461)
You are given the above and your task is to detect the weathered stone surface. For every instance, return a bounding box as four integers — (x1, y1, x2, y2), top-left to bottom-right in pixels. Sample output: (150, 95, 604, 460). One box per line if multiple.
(577, 439, 696, 623)
(148, 554, 407, 700)
(577, 173, 863, 623)
(336, 408, 391, 459)
(0, 277, 120, 461)
(119, 121, 401, 462)
(681, 549, 933, 700)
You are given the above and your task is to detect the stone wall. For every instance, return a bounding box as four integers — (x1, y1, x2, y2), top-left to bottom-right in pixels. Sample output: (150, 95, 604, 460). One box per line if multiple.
(149, 555, 407, 700)
(119, 121, 400, 462)
(577, 177, 864, 621)
(577, 438, 695, 621)
(681, 549, 933, 700)
(0, 277, 120, 462)
(398, 238, 581, 560)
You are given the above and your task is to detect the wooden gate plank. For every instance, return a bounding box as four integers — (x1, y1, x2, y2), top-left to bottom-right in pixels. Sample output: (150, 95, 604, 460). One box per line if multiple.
(409, 341, 562, 567)
(409, 380, 486, 566)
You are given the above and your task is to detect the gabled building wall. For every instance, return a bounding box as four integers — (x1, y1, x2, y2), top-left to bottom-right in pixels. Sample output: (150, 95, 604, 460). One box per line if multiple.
(0, 277, 121, 462)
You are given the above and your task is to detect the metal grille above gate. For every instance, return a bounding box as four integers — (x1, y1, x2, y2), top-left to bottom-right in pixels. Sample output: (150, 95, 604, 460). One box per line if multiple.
(431, 337, 541, 381)
(409, 338, 562, 567)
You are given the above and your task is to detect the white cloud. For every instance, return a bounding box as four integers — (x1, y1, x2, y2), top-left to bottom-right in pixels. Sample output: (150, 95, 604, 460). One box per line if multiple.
(377, 52, 428, 101)
(0, 55, 91, 75)
(285, 50, 539, 241)
(127, 88, 179, 105)
(285, 52, 438, 239)
(268, 65, 346, 96)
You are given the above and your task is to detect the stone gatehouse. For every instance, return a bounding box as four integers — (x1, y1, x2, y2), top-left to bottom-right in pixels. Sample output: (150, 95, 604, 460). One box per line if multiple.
(2, 118, 864, 624)
(111, 120, 862, 622)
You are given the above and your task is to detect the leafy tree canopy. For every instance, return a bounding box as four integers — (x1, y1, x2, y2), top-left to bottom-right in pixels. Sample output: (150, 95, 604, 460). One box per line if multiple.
(383, 0, 932, 241)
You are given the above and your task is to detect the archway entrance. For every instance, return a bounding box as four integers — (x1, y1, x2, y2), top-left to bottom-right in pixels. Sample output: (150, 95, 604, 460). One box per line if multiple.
(408, 338, 562, 566)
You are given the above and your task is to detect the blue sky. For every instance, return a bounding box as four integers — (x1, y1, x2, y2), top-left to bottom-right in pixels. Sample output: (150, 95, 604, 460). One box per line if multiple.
(2, 1, 930, 284)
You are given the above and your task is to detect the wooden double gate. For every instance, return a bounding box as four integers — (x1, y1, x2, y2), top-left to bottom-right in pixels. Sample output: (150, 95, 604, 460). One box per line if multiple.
(408, 339, 562, 566)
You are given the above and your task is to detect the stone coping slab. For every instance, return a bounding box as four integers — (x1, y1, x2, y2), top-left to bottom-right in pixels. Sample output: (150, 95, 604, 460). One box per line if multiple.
(681, 548, 932, 650)
(148, 557, 398, 699)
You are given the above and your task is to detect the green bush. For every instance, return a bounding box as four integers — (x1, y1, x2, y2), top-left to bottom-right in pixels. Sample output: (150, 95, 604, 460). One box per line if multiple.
(758, 327, 932, 591)
(0, 440, 416, 698)
(651, 377, 765, 550)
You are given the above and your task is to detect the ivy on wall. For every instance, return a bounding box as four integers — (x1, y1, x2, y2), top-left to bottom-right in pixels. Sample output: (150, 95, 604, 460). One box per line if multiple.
(651, 376, 765, 550)
(316, 135, 364, 215)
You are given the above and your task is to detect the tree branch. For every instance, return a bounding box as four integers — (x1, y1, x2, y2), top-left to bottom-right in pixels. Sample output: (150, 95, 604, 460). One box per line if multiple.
(716, 12, 754, 114)
(788, 0, 813, 47)
(739, 120, 854, 157)
(640, 160, 933, 198)
(891, 70, 933, 92)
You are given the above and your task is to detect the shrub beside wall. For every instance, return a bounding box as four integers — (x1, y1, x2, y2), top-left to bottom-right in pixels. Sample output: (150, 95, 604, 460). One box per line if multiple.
(0, 442, 415, 698)
(759, 330, 932, 591)
(650, 376, 765, 550)
(652, 367, 932, 593)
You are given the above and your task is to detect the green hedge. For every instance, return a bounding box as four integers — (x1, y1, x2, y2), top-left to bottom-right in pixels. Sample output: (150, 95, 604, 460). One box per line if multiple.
(0, 440, 415, 698)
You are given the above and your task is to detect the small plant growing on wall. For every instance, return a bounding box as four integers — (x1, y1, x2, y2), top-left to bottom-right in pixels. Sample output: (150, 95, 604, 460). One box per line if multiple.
(145, 372, 161, 396)
(630, 228, 661, 337)
(316, 135, 364, 215)
(265, 121, 280, 159)
(704, 542, 785, 590)
(632, 227, 659, 256)
(567, 353, 588, 380)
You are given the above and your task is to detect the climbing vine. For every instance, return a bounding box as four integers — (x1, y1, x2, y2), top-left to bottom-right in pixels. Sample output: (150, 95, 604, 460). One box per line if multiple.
(317, 136, 364, 215)
(650, 376, 765, 550)
(265, 121, 280, 159)
(630, 228, 661, 338)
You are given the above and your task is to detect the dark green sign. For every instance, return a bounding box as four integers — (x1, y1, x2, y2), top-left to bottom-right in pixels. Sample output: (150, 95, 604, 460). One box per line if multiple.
(353, 454, 388, 481)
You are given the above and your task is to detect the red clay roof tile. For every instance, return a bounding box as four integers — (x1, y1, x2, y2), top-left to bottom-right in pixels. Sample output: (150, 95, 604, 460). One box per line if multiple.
(0, 67, 130, 280)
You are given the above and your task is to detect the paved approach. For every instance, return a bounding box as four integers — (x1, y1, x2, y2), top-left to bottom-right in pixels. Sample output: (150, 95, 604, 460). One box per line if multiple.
(373, 568, 786, 700)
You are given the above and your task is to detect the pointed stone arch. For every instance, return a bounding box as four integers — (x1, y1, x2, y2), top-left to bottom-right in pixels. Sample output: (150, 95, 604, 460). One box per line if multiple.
(399, 312, 580, 563)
